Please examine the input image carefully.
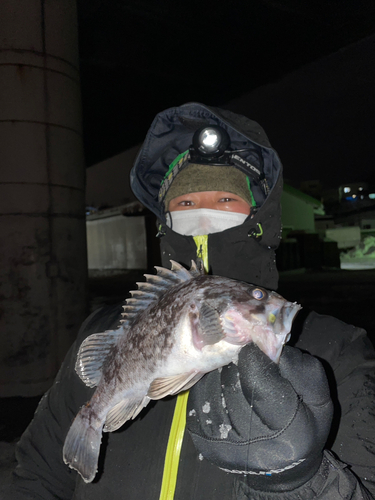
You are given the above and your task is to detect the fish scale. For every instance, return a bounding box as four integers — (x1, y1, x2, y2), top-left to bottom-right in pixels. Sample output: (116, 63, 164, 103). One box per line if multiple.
(63, 260, 301, 483)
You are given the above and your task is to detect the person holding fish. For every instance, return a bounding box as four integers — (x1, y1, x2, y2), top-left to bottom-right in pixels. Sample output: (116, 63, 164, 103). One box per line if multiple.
(8, 103, 375, 499)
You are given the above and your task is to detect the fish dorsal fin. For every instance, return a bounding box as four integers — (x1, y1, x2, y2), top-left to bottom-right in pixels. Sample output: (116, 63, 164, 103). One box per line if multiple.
(120, 260, 196, 325)
(147, 371, 204, 400)
(189, 258, 205, 277)
(75, 328, 124, 388)
(155, 260, 196, 283)
(104, 395, 150, 432)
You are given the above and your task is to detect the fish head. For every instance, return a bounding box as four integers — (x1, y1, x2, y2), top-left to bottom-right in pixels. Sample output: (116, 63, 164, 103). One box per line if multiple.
(218, 284, 301, 363)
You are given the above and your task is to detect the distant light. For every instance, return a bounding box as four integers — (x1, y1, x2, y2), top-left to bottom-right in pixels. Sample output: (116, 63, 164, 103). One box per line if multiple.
(343, 187, 351, 193)
(359, 187, 364, 191)
(369, 193, 375, 199)
(352, 194, 357, 198)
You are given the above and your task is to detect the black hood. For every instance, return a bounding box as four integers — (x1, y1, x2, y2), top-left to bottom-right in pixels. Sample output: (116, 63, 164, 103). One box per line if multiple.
(130, 102, 283, 222)
(130, 103, 284, 289)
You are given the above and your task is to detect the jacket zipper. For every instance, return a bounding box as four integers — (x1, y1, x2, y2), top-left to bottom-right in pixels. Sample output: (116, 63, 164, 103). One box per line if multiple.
(193, 235, 209, 273)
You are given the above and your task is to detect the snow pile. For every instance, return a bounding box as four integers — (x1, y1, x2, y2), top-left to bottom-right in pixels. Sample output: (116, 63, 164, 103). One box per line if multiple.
(340, 236, 375, 269)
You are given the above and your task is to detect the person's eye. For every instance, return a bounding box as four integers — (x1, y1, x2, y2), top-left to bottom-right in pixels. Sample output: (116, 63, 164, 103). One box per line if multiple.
(219, 197, 235, 203)
(179, 200, 195, 206)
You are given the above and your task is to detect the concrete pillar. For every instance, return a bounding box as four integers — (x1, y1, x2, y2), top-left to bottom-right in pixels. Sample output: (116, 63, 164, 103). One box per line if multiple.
(0, 0, 87, 396)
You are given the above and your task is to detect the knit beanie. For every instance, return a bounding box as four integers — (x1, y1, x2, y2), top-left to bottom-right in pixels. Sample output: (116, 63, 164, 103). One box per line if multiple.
(164, 164, 253, 210)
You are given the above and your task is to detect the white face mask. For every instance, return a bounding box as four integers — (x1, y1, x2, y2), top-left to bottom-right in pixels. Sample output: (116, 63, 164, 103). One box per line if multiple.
(167, 209, 248, 236)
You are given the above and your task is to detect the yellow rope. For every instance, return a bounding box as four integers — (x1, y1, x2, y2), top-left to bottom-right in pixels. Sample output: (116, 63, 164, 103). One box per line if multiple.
(159, 391, 189, 500)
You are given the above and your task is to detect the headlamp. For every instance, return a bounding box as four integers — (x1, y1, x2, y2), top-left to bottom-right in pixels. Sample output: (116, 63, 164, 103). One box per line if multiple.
(190, 125, 230, 162)
(188, 124, 269, 195)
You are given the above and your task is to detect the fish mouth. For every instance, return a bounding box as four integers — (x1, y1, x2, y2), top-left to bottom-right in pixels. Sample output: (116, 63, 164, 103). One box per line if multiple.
(272, 301, 302, 337)
(268, 301, 301, 363)
(284, 301, 302, 330)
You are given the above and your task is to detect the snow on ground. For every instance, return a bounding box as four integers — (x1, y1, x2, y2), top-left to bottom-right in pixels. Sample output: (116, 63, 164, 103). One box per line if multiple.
(340, 236, 375, 270)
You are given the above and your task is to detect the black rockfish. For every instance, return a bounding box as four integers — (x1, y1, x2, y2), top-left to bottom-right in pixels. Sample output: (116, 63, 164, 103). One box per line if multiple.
(63, 261, 301, 482)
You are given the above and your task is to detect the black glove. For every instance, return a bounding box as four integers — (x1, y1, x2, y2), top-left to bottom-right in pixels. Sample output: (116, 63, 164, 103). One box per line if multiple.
(187, 344, 333, 492)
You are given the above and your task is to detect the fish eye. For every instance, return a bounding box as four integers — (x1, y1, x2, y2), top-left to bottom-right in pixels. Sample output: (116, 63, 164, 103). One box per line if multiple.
(252, 288, 265, 300)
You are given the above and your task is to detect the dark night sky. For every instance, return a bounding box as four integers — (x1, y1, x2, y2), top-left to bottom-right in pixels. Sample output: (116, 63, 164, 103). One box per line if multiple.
(77, 0, 375, 187)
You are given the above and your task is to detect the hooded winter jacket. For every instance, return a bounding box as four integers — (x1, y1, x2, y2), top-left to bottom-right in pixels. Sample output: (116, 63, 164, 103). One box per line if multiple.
(8, 104, 375, 499)
(131, 103, 283, 289)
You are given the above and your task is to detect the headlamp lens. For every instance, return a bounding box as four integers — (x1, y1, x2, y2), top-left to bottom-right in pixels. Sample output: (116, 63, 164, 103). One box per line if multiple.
(199, 128, 221, 153)
(191, 125, 230, 160)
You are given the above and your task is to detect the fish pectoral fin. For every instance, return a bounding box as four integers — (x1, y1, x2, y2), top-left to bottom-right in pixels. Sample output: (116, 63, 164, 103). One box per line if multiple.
(198, 303, 225, 345)
(75, 329, 123, 388)
(104, 395, 150, 432)
(148, 371, 204, 400)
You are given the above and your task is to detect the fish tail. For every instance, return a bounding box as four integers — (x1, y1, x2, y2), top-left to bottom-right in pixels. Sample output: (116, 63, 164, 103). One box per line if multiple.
(63, 405, 104, 483)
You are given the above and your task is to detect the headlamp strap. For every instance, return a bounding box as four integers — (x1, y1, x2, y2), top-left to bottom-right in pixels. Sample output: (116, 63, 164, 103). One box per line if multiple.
(231, 154, 269, 195)
(231, 154, 261, 177)
(158, 150, 190, 204)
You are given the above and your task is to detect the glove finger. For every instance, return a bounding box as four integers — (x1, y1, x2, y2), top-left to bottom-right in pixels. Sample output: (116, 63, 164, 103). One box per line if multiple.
(237, 343, 299, 430)
(279, 346, 331, 406)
